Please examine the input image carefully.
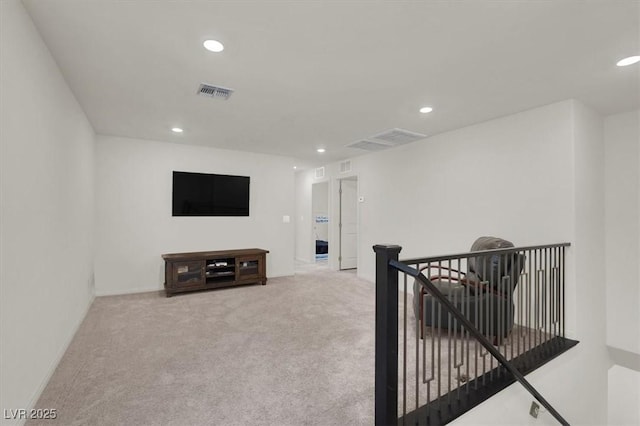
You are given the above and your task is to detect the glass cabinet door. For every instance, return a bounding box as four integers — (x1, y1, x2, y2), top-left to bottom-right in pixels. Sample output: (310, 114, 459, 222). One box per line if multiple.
(172, 261, 205, 286)
(237, 256, 260, 280)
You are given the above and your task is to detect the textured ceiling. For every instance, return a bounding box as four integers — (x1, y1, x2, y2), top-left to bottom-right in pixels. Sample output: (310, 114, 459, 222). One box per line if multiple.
(23, 0, 640, 166)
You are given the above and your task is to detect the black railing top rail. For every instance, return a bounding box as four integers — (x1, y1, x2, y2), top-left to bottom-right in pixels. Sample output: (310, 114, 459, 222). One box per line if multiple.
(400, 242, 571, 265)
(389, 259, 570, 426)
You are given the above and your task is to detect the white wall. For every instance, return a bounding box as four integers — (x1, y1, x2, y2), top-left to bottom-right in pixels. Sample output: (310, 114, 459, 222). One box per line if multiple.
(604, 110, 640, 354)
(569, 100, 608, 421)
(295, 99, 611, 424)
(608, 365, 640, 426)
(355, 100, 575, 283)
(448, 101, 610, 425)
(295, 101, 577, 279)
(0, 0, 96, 422)
(94, 135, 295, 295)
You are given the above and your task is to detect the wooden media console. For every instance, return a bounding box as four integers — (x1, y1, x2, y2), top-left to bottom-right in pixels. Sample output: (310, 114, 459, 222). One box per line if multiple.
(162, 248, 268, 297)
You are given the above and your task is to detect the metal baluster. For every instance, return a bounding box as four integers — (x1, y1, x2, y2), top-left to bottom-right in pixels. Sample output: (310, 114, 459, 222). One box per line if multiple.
(497, 254, 502, 378)
(416, 276, 420, 415)
(489, 255, 495, 380)
(533, 250, 540, 346)
(543, 248, 548, 347)
(497, 256, 503, 378)
(510, 251, 516, 360)
(539, 249, 544, 347)
(558, 246, 562, 340)
(447, 260, 453, 402)
(560, 247, 566, 337)
(547, 248, 556, 340)
(508, 272, 514, 361)
(481, 255, 488, 384)
(548, 247, 552, 346)
(474, 256, 479, 390)
(517, 253, 524, 357)
(465, 256, 471, 395)
(426, 295, 432, 421)
(437, 296, 442, 409)
(429, 262, 435, 424)
(503, 255, 509, 358)
(424, 261, 435, 411)
(403, 273, 407, 422)
(422, 265, 428, 387)
(453, 257, 464, 399)
(545, 248, 553, 342)
(553, 247, 560, 338)
(527, 249, 532, 353)
(540, 249, 548, 344)
(549, 250, 553, 342)
(540, 248, 545, 347)
(481, 257, 486, 381)
(553, 247, 560, 337)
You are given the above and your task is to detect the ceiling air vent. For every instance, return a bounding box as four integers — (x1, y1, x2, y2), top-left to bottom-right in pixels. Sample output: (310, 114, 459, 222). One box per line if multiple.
(345, 139, 392, 151)
(339, 160, 352, 173)
(370, 128, 426, 145)
(315, 167, 325, 179)
(197, 83, 234, 100)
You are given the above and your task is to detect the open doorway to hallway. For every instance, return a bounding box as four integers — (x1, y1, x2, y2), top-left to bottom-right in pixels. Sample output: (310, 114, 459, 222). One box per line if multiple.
(311, 181, 329, 265)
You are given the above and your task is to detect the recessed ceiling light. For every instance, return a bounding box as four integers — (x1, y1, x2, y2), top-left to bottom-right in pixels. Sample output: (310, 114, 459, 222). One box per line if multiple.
(419, 106, 433, 114)
(171, 127, 183, 133)
(317, 148, 326, 153)
(203, 39, 224, 53)
(616, 56, 640, 67)
(293, 166, 297, 170)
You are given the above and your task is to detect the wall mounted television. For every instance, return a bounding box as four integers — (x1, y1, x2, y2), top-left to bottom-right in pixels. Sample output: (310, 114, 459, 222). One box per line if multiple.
(172, 171, 250, 216)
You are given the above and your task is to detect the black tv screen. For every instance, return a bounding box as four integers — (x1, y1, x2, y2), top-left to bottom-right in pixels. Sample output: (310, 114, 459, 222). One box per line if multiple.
(172, 171, 250, 216)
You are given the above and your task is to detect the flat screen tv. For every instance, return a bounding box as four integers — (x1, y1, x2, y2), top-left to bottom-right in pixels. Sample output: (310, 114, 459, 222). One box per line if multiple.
(172, 171, 250, 216)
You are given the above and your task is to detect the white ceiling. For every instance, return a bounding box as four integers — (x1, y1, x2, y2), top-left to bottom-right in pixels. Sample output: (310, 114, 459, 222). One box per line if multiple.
(23, 0, 640, 166)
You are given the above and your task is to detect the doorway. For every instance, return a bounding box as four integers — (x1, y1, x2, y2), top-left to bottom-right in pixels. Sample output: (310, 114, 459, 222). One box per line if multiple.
(311, 182, 329, 263)
(339, 177, 358, 270)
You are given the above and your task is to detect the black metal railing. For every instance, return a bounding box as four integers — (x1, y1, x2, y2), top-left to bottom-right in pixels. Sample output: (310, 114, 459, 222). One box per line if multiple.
(374, 243, 578, 426)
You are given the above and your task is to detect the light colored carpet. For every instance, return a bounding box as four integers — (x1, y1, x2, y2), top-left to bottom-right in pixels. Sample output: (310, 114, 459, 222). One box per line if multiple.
(28, 267, 375, 426)
(28, 266, 548, 425)
(397, 321, 551, 416)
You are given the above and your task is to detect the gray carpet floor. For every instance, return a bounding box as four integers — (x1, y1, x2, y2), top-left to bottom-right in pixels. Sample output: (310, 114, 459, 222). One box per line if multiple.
(29, 266, 376, 426)
(28, 265, 547, 425)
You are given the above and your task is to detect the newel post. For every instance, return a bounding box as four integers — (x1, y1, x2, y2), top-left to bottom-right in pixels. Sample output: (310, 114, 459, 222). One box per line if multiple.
(373, 244, 402, 426)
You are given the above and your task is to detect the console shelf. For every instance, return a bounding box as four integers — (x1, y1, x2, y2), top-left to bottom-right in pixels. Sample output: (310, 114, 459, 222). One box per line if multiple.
(162, 248, 268, 297)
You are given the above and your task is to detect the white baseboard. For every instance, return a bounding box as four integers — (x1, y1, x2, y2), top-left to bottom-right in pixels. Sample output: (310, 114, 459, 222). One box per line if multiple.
(95, 286, 162, 297)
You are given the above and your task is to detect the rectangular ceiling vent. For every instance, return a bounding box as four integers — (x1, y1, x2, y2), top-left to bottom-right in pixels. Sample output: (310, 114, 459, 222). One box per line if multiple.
(197, 83, 234, 100)
(339, 160, 352, 173)
(370, 128, 427, 145)
(315, 167, 325, 179)
(345, 139, 393, 151)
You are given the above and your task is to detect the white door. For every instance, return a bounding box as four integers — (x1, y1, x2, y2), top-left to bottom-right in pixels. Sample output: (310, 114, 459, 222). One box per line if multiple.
(339, 178, 358, 270)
